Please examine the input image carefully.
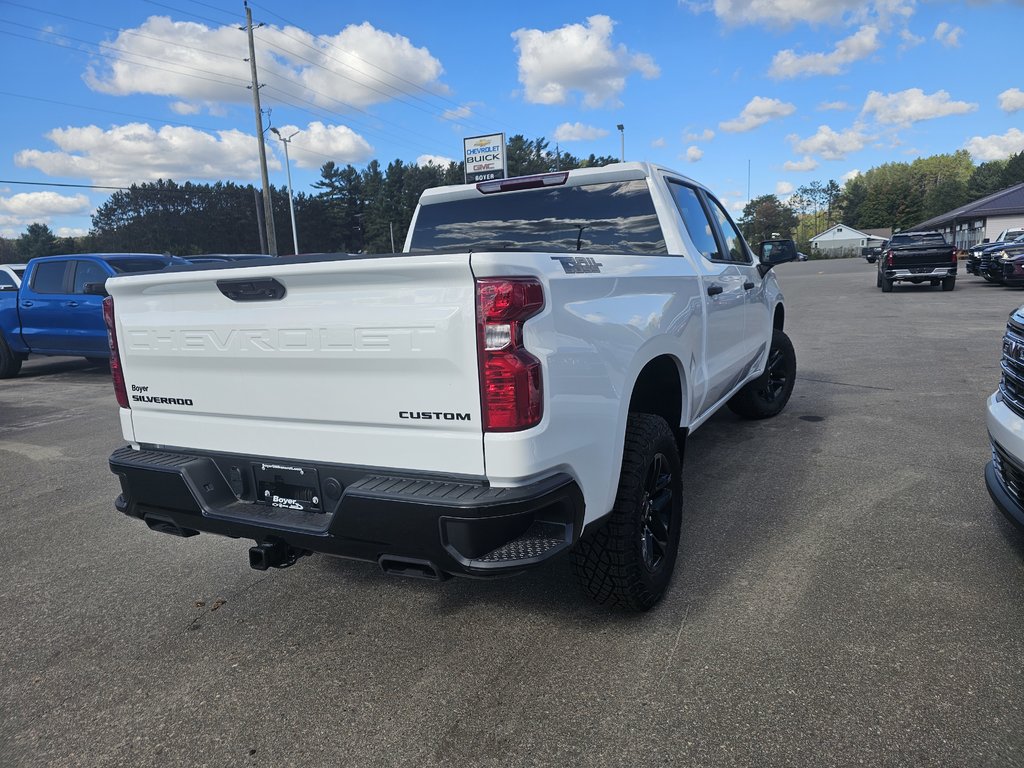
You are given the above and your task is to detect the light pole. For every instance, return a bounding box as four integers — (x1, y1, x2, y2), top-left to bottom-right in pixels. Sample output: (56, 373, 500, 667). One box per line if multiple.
(270, 127, 300, 255)
(616, 123, 624, 162)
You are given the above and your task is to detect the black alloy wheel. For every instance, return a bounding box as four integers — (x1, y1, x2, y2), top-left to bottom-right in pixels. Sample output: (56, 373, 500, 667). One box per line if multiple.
(639, 452, 674, 572)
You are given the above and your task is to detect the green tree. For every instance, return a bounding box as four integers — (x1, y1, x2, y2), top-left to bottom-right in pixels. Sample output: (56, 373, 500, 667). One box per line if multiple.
(738, 194, 798, 243)
(17, 223, 60, 259)
(968, 160, 1007, 201)
(1001, 152, 1024, 188)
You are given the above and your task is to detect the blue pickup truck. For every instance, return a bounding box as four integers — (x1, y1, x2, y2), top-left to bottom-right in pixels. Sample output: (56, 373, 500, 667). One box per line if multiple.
(0, 253, 181, 377)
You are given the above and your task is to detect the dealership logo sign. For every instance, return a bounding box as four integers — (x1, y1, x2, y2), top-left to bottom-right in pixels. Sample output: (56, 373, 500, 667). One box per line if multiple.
(464, 132, 506, 184)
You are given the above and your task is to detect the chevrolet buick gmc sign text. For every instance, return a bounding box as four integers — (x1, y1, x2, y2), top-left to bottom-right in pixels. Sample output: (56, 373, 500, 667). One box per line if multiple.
(464, 132, 506, 183)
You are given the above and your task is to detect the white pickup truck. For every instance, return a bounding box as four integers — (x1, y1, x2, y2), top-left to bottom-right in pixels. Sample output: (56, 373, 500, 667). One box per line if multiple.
(104, 162, 797, 610)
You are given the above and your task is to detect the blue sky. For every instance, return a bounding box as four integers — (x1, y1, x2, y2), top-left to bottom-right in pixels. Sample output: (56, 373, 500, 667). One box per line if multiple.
(0, 0, 1021, 240)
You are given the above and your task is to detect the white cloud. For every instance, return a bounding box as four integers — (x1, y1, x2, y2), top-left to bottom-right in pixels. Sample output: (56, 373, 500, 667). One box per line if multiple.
(769, 26, 880, 79)
(415, 154, 454, 167)
(511, 15, 659, 108)
(686, 146, 703, 162)
(553, 122, 609, 142)
(0, 192, 91, 217)
(964, 128, 1024, 162)
(85, 17, 446, 111)
(862, 88, 977, 126)
(783, 156, 819, 171)
(719, 97, 795, 133)
(692, 0, 915, 26)
(934, 21, 963, 47)
(651, 137, 666, 148)
(442, 104, 477, 122)
(841, 169, 861, 182)
(15, 122, 281, 186)
(275, 122, 373, 169)
(56, 226, 90, 238)
(776, 181, 794, 195)
(684, 128, 716, 141)
(999, 88, 1024, 114)
(818, 100, 851, 111)
(169, 101, 201, 115)
(789, 125, 869, 160)
(899, 28, 924, 49)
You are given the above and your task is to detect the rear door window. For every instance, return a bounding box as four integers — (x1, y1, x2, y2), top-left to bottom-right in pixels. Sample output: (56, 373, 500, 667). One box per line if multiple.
(31, 261, 69, 294)
(408, 179, 667, 255)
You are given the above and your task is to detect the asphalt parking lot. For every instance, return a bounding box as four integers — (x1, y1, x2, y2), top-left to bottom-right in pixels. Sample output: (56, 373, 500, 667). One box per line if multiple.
(1, 257, 1023, 768)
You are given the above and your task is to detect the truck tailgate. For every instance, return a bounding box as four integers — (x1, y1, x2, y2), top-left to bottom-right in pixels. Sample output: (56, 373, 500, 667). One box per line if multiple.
(107, 254, 484, 476)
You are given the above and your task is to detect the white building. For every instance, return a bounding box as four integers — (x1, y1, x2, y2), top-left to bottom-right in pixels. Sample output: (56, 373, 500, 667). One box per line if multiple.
(911, 182, 1024, 250)
(810, 224, 891, 257)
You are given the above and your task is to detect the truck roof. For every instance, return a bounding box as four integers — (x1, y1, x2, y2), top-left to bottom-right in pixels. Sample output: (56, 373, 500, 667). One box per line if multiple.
(417, 162, 704, 205)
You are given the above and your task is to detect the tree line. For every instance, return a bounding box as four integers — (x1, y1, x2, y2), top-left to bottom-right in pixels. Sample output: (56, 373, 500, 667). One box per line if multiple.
(738, 150, 1024, 252)
(0, 135, 616, 260)
(3, 138, 1023, 262)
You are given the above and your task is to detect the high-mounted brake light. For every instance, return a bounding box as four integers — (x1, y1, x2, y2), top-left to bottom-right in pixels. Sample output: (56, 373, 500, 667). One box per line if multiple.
(476, 172, 569, 195)
(102, 296, 129, 409)
(476, 278, 544, 431)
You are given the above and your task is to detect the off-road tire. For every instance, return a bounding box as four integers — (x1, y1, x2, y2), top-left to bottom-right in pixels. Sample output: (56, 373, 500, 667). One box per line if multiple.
(573, 413, 682, 611)
(726, 329, 797, 420)
(942, 277, 956, 291)
(0, 336, 22, 378)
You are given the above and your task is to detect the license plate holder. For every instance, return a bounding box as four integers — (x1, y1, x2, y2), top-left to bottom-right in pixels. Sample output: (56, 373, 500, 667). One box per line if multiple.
(252, 462, 322, 512)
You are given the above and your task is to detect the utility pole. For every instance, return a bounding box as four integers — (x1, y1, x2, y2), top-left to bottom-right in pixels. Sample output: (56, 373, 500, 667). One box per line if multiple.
(244, 1, 277, 255)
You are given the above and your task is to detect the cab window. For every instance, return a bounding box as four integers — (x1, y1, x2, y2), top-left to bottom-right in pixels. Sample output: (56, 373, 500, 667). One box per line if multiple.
(705, 195, 752, 264)
(31, 261, 68, 294)
(71, 261, 109, 294)
(666, 181, 722, 261)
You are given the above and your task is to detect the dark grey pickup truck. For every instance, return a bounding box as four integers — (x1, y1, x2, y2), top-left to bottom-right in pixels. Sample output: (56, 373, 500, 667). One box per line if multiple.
(876, 231, 957, 292)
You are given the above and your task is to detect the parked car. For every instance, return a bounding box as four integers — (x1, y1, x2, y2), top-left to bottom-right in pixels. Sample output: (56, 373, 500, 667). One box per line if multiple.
(986, 306, 1024, 529)
(796, 251, 808, 262)
(970, 229, 1024, 281)
(0, 264, 27, 290)
(103, 162, 798, 611)
(877, 231, 957, 292)
(864, 240, 888, 264)
(994, 237, 1024, 286)
(0, 253, 181, 378)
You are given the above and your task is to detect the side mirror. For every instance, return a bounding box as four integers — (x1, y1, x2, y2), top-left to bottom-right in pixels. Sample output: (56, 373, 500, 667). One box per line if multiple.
(83, 281, 109, 297)
(757, 238, 797, 277)
(983, 239, 990, 243)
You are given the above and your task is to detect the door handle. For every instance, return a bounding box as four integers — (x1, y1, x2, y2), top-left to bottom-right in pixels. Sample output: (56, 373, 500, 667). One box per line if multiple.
(743, 281, 755, 290)
(707, 284, 723, 296)
(66, 301, 79, 307)
(20, 300, 33, 307)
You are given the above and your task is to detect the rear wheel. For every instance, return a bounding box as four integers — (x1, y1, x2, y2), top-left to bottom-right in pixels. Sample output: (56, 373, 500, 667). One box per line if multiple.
(0, 336, 22, 378)
(881, 275, 894, 292)
(942, 276, 956, 291)
(573, 414, 682, 611)
(876, 271, 882, 287)
(727, 329, 796, 420)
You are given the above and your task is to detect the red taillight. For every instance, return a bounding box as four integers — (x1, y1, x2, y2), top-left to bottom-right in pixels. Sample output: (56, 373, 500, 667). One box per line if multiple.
(885, 249, 894, 267)
(951, 249, 958, 263)
(102, 296, 129, 409)
(476, 278, 544, 431)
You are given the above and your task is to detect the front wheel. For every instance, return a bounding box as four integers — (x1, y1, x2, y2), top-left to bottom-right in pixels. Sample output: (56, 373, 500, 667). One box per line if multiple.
(727, 329, 796, 420)
(573, 414, 682, 611)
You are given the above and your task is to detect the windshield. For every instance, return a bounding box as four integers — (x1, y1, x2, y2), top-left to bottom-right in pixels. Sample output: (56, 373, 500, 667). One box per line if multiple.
(409, 179, 667, 255)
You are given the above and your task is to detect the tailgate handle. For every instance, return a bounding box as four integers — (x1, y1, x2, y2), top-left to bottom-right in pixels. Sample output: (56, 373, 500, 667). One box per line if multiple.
(217, 278, 286, 302)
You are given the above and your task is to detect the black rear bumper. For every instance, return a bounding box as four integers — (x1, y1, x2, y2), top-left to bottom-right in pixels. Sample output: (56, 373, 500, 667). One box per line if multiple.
(110, 446, 584, 578)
